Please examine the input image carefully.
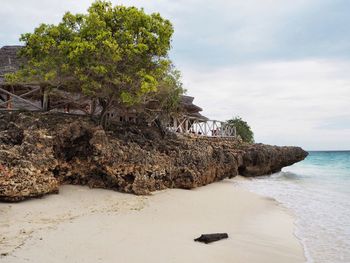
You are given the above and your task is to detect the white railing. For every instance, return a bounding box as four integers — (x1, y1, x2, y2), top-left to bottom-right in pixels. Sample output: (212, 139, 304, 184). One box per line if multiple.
(167, 116, 236, 138)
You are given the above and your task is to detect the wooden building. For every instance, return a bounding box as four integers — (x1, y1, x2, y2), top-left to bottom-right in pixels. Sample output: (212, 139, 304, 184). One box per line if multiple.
(0, 45, 235, 137)
(0, 45, 91, 113)
(180, 95, 208, 121)
(0, 46, 38, 110)
(0, 45, 208, 121)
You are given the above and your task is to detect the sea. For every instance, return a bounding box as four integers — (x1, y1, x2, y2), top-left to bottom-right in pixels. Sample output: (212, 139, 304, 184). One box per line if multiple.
(235, 151, 350, 263)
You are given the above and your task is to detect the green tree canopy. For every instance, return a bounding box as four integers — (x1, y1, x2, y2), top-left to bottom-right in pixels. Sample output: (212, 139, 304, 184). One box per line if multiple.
(225, 116, 254, 143)
(148, 64, 185, 115)
(6, 0, 180, 122)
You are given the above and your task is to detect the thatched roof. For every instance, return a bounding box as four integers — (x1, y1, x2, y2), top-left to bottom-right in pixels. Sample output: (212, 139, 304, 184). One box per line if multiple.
(180, 95, 203, 113)
(0, 45, 23, 83)
(187, 112, 209, 121)
(180, 95, 208, 121)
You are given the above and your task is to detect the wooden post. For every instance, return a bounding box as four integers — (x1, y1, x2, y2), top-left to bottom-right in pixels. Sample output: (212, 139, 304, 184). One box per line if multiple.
(174, 118, 177, 132)
(90, 99, 96, 116)
(64, 104, 70, 113)
(185, 118, 189, 133)
(212, 121, 216, 136)
(42, 87, 49, 111)
(8, 86, 13, 109)
(0, 86, 42, 110)
(6, 94, 12, 109)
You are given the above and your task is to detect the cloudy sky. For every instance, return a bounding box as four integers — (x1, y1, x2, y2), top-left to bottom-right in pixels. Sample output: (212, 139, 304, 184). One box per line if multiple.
(1, 0, 349, 150)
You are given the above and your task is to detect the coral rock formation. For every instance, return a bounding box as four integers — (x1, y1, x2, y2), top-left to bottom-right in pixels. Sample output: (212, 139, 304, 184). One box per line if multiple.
(0, 112, 308, 202)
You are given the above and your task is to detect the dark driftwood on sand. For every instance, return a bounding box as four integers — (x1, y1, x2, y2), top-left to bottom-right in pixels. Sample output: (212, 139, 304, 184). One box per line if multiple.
(194, 233, 229, 244)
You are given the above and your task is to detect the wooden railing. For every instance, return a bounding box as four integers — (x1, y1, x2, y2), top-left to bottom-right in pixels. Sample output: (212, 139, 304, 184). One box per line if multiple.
(0, 86, 91, 114)
(0, 86, 42, 110)
(0, 87, 236, 138)
(167, 116, 236, 138)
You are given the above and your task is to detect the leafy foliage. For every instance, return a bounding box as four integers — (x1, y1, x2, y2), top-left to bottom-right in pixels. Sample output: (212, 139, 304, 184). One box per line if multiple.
(149, 63, 185, 114)
(225, 116, 254, 143)
(6, 0, 182, 122)
(116, 61, 186, 125)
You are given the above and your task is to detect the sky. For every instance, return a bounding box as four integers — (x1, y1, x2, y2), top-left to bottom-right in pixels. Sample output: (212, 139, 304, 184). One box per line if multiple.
(1, 0, 349, 150)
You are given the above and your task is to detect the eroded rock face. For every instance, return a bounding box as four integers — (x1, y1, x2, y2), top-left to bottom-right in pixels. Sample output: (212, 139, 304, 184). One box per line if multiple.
(0, 114, 59, 202)
(0, 112, 308, 202)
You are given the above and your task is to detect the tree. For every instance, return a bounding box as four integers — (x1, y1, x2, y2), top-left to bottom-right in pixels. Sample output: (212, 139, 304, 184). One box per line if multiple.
(145, 63, 185, 117)
(6, 0, 178, 124)
(225, 116, 254, 143)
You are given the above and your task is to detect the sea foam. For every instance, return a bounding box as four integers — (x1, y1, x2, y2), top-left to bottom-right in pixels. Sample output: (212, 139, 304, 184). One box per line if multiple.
(235, 151, 350, 263)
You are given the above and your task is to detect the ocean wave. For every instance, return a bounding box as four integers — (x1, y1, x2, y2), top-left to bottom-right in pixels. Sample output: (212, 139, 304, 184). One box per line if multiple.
(235, 152, 350, 263)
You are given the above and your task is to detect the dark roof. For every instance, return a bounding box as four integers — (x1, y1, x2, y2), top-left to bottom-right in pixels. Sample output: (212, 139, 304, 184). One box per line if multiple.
(0, 45, 23, 81)
(187, 112, 209, 121)
(180, 95, 203, 112)
(181, 95, 194, 104)
(179, 95, 208, 120)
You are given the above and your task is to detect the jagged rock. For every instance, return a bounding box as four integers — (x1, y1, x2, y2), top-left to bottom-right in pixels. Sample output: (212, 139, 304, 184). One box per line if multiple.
(0, 122, 24, 145)
(0, 112, 308, 202)
(0, 165, 59, 202)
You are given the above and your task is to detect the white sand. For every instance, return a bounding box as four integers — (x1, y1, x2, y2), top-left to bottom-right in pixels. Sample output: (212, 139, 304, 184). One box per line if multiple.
(0, 179, 305, 263)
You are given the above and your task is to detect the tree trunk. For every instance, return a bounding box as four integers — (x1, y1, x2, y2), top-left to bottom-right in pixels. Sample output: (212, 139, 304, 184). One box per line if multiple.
(98, 97, 114, 129)
(154, 118, 166, 138)
(99, 99, 108, 127)
(90, 99, 96, 117)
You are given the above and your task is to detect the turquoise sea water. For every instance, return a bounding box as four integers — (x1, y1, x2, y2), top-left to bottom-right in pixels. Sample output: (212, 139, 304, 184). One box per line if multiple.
(236, 151, 350, 263)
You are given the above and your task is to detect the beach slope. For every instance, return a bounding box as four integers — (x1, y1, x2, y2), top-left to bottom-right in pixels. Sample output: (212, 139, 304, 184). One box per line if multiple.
(0, 179, 305, 263)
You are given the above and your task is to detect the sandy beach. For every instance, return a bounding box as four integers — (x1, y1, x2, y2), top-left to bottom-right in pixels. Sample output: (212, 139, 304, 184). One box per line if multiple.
(0, 178, 305, 263)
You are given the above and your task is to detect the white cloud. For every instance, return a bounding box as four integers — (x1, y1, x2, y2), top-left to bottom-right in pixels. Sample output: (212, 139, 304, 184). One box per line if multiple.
(181, 59, 350, 150)
(1, 0, 349, 150)
(0, 0, 319, 48)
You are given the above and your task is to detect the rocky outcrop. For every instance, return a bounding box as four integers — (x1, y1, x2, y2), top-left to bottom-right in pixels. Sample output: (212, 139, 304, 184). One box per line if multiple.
(0, 112, 308, 202)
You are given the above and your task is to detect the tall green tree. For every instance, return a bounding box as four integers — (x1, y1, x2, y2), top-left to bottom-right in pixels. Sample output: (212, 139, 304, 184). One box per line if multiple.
(225, 116, 254, 143)
(6, 0, 177, 123)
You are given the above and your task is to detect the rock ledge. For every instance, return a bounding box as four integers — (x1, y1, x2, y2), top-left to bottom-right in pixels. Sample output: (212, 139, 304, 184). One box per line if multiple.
(0, 112, 308, 202)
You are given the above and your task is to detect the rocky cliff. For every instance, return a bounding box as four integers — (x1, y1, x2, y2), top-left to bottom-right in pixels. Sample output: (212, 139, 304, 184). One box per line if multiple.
(0, 112, 308, 202)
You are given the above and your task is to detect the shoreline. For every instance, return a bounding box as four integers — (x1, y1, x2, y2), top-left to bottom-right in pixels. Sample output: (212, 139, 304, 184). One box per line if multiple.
(235, 176, 310, 262)
(0, 179, 305, 263)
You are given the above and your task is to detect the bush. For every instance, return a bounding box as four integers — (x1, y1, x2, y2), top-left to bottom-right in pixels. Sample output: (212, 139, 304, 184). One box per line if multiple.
(225, 116, 254, 143)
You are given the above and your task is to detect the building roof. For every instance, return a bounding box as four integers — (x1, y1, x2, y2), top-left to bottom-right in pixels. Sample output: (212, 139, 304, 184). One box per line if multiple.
(0, 46, 209, 121)
(179, 95, 208, 121)
(180, 95, 203, 113)
(0, 45, 23, 82)
(187, 112, 209, 121)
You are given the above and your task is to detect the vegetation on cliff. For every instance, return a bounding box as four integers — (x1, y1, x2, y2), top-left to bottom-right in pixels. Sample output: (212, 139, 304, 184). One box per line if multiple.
(0, 112, 307, 202)
(0, 2, 309, 203)
(5, 0, 184, 123)
(225, 116, 254, 143)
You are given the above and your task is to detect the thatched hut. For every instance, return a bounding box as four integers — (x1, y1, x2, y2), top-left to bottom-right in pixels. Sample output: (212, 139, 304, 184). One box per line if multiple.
(0, 45, 46, 110)
(180, 95, 208, 122)
(0, 45, 22, 79)
(0, 45, 208, 128)
(0, 45, 91, 112)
